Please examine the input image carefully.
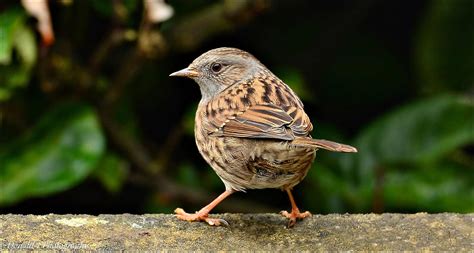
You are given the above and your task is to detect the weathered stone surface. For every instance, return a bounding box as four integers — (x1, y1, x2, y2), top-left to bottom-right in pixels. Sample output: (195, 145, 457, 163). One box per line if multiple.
(0, 213, 471, 251)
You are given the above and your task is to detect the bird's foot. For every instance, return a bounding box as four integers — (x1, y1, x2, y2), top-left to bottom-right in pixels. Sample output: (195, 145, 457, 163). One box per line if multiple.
(174, 208, 229, 226)
(280, 209, 312, 228)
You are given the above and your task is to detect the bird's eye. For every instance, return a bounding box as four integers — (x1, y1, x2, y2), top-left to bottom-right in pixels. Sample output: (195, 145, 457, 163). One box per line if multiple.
(211, 63, 222, 73)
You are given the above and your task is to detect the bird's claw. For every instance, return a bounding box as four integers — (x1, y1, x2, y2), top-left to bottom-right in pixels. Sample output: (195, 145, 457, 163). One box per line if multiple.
(206, 217, 229, 227)
(280, 210, 312, 228)
(175, 208, 229, 227)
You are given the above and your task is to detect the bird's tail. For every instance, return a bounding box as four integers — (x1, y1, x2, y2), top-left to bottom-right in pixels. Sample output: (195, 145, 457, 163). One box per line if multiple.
(291, 138, 358, 153)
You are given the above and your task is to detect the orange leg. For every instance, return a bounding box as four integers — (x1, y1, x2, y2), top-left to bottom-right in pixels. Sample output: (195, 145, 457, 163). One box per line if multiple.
(175, 190, 233, 226)
(280, 189, 311, 227)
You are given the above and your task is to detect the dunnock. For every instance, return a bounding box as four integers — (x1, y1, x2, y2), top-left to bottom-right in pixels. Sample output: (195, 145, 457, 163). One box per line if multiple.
(170, 47, 357, 227)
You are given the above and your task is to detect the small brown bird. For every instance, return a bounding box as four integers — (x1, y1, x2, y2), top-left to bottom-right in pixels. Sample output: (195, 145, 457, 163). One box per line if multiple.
(170, 47, 357, 227)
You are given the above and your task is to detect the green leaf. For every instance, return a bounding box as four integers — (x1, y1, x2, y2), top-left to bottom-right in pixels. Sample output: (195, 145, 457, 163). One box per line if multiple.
(93, 152, 129, 193)
(354, 95, 473, 166)
(383, 163, 474, 213)
(335, 95, 473, 210)
(12, 22, 37, 67)
(416, 0, 474, 92)
(0, 7, 37, 102)
(0, 7, 35, 66)
(0, 8, 25, 64)
(0, 103, 105, 206)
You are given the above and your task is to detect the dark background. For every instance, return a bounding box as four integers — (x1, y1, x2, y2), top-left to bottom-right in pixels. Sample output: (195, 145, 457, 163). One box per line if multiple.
(1, 0, 472, 215)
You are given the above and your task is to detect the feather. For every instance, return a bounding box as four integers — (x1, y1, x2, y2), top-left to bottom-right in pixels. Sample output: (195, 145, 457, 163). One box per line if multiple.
(291, 138, 358, 153)
(209, 103, 311, 141)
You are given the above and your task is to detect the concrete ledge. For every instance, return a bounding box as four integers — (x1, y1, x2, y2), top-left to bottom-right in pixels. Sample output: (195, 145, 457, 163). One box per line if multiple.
(0, 213, 471, 251)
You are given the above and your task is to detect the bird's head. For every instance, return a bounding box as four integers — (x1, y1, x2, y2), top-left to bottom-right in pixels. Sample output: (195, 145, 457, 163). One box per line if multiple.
(170, 47, 262, 100)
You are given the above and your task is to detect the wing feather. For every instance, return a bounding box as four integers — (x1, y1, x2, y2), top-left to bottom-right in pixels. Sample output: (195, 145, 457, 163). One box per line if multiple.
(203, 76, 313, 141)
(210, 103, 311, 141)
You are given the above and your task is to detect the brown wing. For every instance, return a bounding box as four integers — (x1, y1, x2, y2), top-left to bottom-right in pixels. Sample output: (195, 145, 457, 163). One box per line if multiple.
(210, 103, 313, 141)
(203, 74, 313, 140)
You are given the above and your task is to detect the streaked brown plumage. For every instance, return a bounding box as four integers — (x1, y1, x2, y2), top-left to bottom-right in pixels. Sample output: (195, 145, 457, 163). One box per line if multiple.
(170, 47, 357, 227)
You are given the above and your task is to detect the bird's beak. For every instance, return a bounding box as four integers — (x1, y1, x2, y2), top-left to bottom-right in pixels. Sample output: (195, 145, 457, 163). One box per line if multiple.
(169, 67, 199, 78)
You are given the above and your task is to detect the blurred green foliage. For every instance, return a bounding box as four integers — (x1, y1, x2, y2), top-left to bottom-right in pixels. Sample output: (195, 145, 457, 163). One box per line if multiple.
(0, 0, 472, 214)
(0, 7, 36, 101)
(0, 103, 104, 205)
(306, 95, 473, 213)
(92, 152, 129, 193)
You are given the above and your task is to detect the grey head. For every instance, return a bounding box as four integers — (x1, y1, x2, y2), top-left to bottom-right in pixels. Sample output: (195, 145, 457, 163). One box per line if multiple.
(170, 47, 263, 100)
